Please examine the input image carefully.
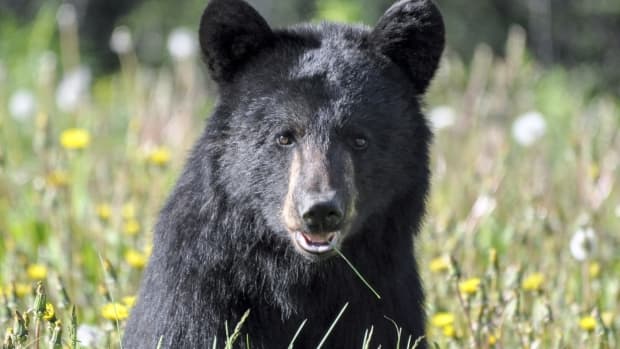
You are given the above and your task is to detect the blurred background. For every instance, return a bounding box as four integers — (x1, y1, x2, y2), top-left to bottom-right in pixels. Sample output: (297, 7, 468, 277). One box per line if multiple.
(0, 0, 618, 348)
(2, 0, 619, 93)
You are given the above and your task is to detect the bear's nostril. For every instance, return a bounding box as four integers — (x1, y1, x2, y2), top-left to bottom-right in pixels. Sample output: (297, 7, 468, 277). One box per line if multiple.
(302, 211, 316, 226)
(326, 211, 341, 224)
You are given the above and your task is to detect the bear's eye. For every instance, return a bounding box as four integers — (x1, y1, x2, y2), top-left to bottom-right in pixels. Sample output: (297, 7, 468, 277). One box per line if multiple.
(276, 133, 295, 147)
(352, 136, 368, 150)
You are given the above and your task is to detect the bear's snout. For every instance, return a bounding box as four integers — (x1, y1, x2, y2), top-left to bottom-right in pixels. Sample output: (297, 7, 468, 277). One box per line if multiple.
(298, 191, 344, 233)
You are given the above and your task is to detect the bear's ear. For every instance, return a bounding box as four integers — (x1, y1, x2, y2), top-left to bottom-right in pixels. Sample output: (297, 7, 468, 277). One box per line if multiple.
(370, 0, 445, 94)
(199, 0, 274, 82)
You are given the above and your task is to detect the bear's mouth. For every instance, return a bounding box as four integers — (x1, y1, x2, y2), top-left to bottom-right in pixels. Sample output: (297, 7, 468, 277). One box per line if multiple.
(293, 231, 337, 255)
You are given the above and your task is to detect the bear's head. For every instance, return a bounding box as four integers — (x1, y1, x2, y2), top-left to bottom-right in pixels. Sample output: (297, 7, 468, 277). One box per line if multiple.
(199, 0, 444, 260)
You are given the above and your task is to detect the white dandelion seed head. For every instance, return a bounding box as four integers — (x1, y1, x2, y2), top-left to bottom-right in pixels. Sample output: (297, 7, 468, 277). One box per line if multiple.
(9, 89, 37, 121)
(110, 26, 133, 55)
(511, 111, 547, 147)
(167, 27, 197, 61)
(56, 3, 77, 29)
(569, 227, 597, 261)
(471, 194, 496, 219)
(56, 66, 91, 113)
(76, 324, 104, 348)
(429, 106, 456, 130)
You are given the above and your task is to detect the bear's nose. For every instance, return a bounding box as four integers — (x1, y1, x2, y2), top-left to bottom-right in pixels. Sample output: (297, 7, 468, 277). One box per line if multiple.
(299, 193, 344, 233)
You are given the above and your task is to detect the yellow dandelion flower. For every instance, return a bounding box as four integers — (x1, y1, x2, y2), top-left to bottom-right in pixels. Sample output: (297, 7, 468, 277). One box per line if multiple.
(14, 283, 31, 297)
(1, 283, 28, 299)
(123, 219, 141, 236)
(122, 296, 137, 308)
(459, 277, 481, 296)
(148, 147, 171, 166)
(442, 325, 456, 338)
(46, 170, 69, 187)
(27, 264, 48, 280)
(122, 202, 136, 219)
(601, 312, 613, 327)
(101, 302, 129, 321)
(488, 333, 498, 345)
(521, 273, 544, 292)
(589, 262, 600, 278)
(43, 303, 55, 321)
(96, 203, 112, 221)
(125, 249, 147, 269)
(429, 256, 450, 273)
(579, 316, 596, 332)
(60, 128, 91, 150)
(430, 312, 455, 328)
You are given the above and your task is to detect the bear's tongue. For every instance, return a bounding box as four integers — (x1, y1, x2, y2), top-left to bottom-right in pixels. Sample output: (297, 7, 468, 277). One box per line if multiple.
(295, 232, 336, 254)
(302, 232, 334, 244)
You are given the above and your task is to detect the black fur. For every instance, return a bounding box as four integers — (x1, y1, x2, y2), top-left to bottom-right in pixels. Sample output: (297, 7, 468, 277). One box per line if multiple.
(124, 1, 444, 348)
(370, 0, 445, 93)
(199, 0, 274, 82)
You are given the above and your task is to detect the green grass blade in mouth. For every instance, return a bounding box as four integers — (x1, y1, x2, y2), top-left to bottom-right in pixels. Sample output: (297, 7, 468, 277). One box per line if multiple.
(334, 247, 382, 300)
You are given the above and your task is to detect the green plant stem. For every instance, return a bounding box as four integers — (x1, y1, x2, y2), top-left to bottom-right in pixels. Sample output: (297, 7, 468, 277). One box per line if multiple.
(334, 247, 381, 300)
(34, 317, 41, 349)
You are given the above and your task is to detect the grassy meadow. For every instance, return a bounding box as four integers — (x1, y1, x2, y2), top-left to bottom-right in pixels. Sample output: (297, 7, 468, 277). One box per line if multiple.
(0, 5, 619, 349)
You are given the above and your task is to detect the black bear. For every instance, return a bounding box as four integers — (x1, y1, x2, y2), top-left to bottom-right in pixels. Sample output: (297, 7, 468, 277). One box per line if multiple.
(124, 0, 444, 347)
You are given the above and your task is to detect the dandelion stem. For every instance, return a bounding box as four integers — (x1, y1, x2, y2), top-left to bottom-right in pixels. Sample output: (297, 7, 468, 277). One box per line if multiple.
(451, 256, 480, 348)
(34, 317, 41, 349)
(70, 306, 78, 349)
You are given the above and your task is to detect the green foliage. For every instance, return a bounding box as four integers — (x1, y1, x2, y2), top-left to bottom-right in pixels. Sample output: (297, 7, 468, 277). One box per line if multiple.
(0, 4, 58, 86)
(316, 0, 363, 23)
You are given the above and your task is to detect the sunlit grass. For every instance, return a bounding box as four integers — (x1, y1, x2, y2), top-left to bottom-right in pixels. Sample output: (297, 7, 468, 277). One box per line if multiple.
(0, 5, 619, 349)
